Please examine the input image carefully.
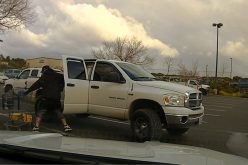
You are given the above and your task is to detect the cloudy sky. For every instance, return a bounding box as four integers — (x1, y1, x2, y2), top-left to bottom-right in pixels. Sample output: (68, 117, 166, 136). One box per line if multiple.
(1, 0, 248, 77)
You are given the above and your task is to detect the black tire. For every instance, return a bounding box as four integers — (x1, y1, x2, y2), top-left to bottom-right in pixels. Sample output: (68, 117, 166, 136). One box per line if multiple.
(131, 109, 162, 142)
(199, 88, 207, 95)
(166, 128, 189, 135)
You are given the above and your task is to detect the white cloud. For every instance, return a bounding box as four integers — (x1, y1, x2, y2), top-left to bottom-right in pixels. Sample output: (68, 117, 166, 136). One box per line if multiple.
(221, 40, 248, 58)
(58, 1, 178, 56)
(6, 29, 46, 48)
(219, 40, 248, 77)
(2, 0, 248, 76)
(2, 0, 178, 59)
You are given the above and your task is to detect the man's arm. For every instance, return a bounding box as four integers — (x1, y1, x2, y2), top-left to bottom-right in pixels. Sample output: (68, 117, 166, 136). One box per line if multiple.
(24, 76, 45, 95)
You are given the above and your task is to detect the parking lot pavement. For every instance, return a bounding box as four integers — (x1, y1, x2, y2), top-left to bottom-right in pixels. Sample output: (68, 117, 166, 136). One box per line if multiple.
(201, 95, 248, 133)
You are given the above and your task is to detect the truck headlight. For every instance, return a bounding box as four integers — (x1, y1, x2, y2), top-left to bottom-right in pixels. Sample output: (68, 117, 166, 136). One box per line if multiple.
(163, 93, 185, 106)
(185, 92, 189, 103)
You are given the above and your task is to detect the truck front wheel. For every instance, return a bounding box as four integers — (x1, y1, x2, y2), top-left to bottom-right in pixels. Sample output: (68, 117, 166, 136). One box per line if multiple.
(166, 128, 189, 135)
(131, 109, 162, 142)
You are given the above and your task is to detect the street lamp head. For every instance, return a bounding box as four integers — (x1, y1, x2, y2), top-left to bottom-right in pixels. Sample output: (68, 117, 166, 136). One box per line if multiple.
(212, 23, 223, 28)
(217, 23, 223, 28)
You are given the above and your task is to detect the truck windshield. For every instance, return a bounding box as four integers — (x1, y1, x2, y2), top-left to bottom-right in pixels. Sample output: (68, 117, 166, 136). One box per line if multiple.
(116, 62, 156, 81)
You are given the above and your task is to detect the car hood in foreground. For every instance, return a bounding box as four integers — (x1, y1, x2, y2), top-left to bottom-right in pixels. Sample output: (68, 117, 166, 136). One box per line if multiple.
(0, 131, 247, 165)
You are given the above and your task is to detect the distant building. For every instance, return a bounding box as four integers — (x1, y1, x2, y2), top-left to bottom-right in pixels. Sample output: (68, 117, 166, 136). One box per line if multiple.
(0, 61, 8, 66)
(26, 57, 62, 70)
(0, 54, 8, 66)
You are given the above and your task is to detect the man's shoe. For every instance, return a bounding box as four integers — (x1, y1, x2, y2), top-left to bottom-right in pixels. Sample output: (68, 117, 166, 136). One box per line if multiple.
(32, 126, 39, 132)
(64, 125, 72, 132)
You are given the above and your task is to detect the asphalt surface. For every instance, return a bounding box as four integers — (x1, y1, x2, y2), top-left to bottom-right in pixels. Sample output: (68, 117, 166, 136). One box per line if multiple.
(0, 84, 248, 159)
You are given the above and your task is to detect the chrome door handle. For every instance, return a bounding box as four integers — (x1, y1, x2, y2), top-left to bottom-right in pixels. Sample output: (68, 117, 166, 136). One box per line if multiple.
(67, 83, 75, 87)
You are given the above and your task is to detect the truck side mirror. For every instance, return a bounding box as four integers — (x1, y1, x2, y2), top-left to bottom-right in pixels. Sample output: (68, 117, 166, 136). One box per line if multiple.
(119, 76, 126, 84)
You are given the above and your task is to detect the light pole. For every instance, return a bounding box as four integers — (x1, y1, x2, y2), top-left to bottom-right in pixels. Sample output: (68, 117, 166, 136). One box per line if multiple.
(212, 23, 223, 91)
(206, 65, 208, 77)
(230, 57, 232, 79)
(0, 39, 3, 57)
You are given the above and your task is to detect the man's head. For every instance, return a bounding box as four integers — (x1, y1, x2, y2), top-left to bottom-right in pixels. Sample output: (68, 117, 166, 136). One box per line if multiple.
(41, 65, 51, 73)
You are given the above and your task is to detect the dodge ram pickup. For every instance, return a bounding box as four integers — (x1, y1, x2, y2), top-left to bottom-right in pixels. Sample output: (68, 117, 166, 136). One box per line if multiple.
(59, 56, 204, 141)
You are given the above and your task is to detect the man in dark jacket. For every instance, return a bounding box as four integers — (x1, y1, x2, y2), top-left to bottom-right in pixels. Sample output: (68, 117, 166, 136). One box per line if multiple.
(24, 65, 72, 132)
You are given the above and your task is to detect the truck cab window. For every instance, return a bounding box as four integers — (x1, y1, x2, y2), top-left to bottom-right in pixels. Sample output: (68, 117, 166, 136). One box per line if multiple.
(30, 69, 39, 77)
(19, 70, 30, 79)
(93, 62, 121, 82)
(190, 81, 197, 85)
(67, 60, 86, 80)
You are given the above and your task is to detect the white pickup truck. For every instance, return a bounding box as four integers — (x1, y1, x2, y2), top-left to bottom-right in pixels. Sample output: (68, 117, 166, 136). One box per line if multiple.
(5, 56, 204, 142)
(4, 68, 62, 101)
(177, 80, 210, 95)
(5, 68, 42, 94)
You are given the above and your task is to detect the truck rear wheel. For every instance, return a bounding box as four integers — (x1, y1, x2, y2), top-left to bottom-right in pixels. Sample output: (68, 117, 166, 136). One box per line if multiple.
(166, 128, 189, 135)
(131, 109, 162, 142)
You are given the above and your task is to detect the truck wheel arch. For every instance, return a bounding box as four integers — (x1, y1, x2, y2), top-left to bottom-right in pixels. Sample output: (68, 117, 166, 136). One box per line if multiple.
(129, 99, 166, 124)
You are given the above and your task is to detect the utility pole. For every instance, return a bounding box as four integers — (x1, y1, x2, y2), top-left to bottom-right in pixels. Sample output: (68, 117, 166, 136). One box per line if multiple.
(206, 65, 208, 77)
(212, 23, 223, 93)
(230, 58, 233, 79)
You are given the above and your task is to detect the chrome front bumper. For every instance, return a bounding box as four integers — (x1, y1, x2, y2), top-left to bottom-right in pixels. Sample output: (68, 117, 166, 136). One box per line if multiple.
(165, 113, 204, 128)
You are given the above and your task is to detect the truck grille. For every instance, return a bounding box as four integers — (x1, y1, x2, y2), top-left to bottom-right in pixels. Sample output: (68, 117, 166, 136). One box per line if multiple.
(185, 92, 202, 110)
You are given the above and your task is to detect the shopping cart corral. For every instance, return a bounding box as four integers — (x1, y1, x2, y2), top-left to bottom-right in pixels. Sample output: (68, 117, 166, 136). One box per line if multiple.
(1, 93, 34, 131)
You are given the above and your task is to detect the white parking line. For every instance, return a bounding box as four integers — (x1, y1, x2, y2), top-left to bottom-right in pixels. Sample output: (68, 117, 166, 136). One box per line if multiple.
(89, 116, 130, 125)
(203, 102, 233, 106)
(205, 113, 220, 117)
(204, 105, 232, 109)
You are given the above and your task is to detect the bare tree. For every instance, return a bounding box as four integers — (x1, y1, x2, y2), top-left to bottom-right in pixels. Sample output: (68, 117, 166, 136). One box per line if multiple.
(191, 60, 199, 77)
(92, 37, 154, 65)
(177, 61, 188, 77)
(163, 56, 175, 75)
(177, 60, 199, 78)
(0, 0, 33, 32)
